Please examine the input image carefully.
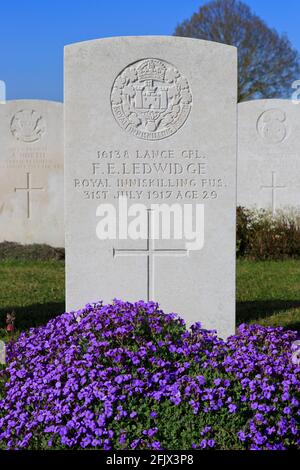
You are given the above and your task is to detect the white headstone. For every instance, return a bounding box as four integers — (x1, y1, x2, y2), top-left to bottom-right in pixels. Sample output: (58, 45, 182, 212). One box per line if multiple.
(238, 99, 300, 213)
(65, 36, 237, 338)
(0, 100, 64, 247)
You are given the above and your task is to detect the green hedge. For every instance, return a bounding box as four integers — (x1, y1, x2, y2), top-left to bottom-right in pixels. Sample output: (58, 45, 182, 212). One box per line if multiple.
(237, 207, 300, 260)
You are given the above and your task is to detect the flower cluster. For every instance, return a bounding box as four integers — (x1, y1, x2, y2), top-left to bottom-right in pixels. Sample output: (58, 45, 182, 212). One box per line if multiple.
(0, 300, 299, 450)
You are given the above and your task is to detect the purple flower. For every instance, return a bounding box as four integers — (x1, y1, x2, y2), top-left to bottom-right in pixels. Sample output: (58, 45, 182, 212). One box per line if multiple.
(200, 439, 208, 449)
(238, 431, 247, 442)
(228, 404, 237, 413)
(0, 300, 298, 451)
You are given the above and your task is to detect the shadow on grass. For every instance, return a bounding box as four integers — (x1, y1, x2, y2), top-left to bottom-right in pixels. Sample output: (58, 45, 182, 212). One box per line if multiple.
(0, 302, 65, 331)
(2, 300, 300, 334)
(237, 300, 300, 331)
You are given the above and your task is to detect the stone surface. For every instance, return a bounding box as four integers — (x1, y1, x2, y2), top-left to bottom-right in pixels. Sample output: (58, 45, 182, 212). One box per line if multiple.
(238, 99, 300, 213)
(0, 100, 64, 247)
(65, 36, 237, 338)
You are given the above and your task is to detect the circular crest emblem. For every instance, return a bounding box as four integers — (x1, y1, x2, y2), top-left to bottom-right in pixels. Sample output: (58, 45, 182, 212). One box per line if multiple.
(256, 109, 288, 144)
(111, 58, 192, 140)
(10, 109, 46, 143)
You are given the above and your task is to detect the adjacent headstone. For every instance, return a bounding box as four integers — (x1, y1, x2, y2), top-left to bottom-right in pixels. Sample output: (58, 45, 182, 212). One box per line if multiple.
(65, 36, 237, 338)
(238, 99, 300, 213)
(0, 100, 64, 247)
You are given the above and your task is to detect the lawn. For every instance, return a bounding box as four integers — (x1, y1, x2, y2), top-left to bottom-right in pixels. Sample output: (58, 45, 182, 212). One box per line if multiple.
(0, 259, 299, 341)
(0, 260, 65, 341)
(237, 259, 300, 331)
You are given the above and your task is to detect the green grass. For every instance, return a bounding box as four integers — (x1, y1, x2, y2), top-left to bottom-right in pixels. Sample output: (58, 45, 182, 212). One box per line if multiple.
(237, 259, 300, 331)
(0, 260, 65, 341)
(0, 259, 299, 342)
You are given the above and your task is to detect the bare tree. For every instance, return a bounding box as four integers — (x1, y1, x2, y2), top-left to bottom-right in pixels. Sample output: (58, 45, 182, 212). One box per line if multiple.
(175, 0, 300, 102)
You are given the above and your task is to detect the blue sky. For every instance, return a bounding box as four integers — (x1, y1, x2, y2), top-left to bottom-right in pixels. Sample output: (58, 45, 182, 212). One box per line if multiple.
(0, 0, 299, 101)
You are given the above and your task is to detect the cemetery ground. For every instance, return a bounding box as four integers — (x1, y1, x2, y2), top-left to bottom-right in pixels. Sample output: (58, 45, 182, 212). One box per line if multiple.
(0, 254, 300, 341)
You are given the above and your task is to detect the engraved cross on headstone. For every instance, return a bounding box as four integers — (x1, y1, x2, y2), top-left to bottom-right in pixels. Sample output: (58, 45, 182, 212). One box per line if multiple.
(15, 172, 44, 219)
(113, 209, 189, 301)
(260, 171, 286, 215)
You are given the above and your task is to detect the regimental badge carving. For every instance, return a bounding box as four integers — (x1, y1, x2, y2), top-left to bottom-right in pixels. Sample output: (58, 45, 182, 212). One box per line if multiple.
(111, 58, 192, 140)
(256, 109, 288, 144)
(10, 109, 46, 143)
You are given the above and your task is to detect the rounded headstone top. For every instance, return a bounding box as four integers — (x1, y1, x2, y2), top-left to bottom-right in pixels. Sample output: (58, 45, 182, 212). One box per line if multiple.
(64, 35, 238, 53)
(2, 99, 63, 107)
(239, 98, 295, 109)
